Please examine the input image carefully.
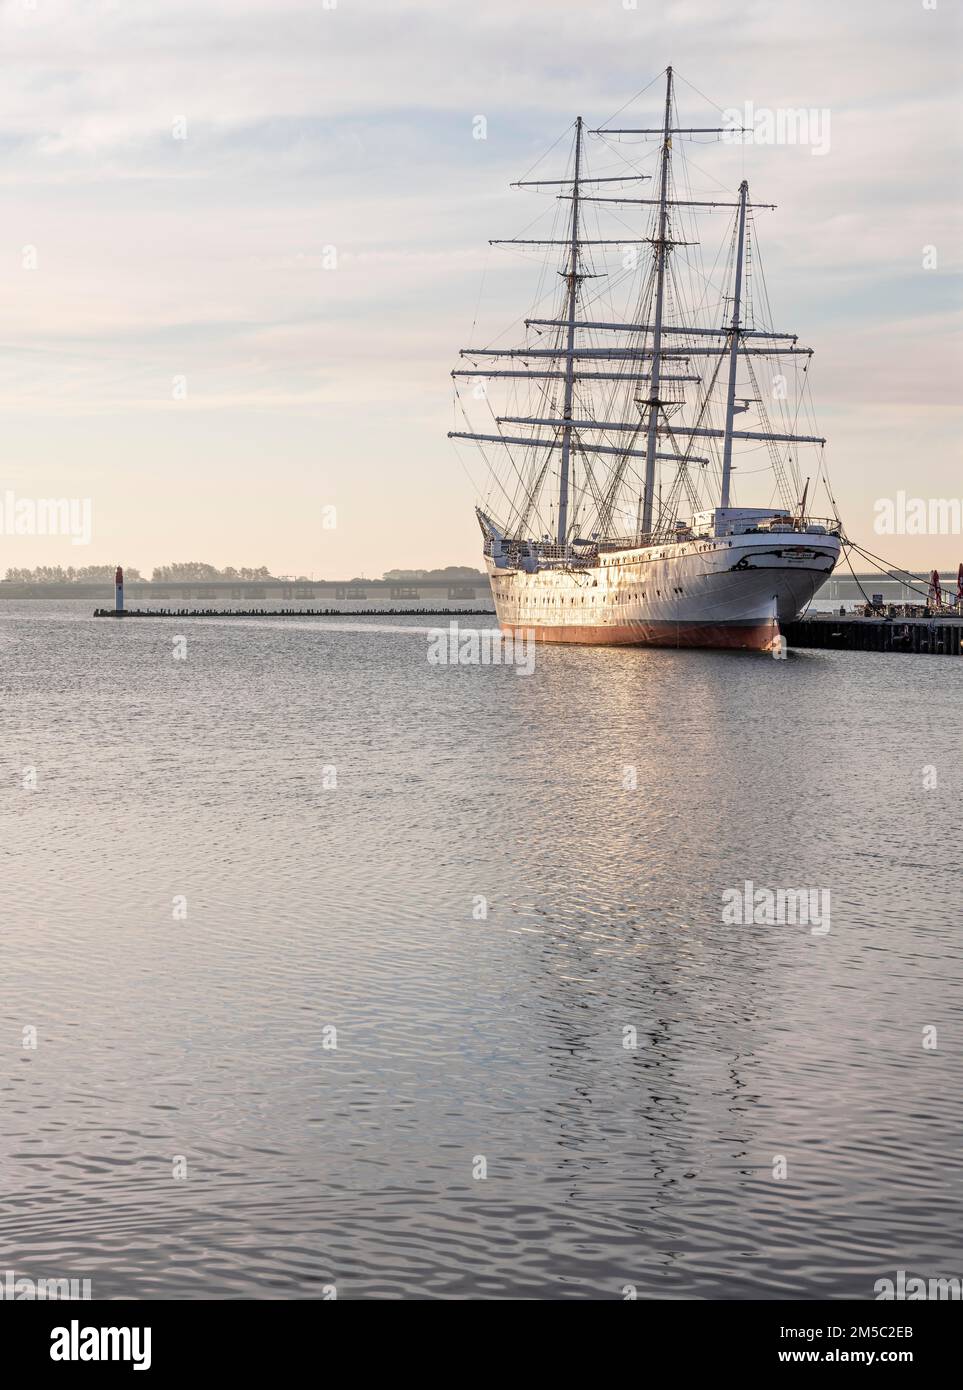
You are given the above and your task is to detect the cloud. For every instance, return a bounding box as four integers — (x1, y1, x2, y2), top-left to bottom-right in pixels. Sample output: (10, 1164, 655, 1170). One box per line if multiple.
(0, 0, 959, 572)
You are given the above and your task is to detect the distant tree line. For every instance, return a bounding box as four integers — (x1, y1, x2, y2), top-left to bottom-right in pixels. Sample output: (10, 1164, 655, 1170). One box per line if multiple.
(382, 566, 484, 580)
(5, 562, 483, 584)
(150, 563, 274, 582)
(4, 565, 144, 583)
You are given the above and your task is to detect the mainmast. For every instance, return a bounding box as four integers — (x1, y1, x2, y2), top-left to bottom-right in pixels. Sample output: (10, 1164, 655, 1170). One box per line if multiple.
(720, 179, 748, 510)
(641, 67, 674, 538)
(556, 117, 582, 546)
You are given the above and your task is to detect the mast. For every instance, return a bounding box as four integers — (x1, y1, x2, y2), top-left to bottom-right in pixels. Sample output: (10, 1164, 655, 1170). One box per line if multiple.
(556, 116, 582, 546)
(451, 78, 828, 545)
(720, 179, 748, 510)
(640, 66, 674, 538)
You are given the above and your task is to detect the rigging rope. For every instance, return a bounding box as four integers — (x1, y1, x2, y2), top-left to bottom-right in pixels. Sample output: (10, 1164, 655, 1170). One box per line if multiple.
(844, 541, 945, 604)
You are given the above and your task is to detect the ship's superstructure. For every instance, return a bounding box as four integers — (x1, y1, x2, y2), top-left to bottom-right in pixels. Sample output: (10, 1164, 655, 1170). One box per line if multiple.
(449, 68, 842, 650)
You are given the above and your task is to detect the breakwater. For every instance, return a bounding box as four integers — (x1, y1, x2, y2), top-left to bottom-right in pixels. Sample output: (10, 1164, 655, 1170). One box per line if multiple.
(94, 607, 497, 619)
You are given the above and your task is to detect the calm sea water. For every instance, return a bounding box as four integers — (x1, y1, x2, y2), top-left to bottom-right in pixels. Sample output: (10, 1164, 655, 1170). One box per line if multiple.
(1, 601, 961, 1300)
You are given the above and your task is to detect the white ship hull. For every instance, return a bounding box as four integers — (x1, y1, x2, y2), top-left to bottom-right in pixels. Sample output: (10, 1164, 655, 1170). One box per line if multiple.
(454, 75, 843, 653)
(487, 529, 840, 651)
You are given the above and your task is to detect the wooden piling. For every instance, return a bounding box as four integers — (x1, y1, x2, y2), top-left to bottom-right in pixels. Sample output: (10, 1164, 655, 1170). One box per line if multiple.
(784, 614, 962, 656)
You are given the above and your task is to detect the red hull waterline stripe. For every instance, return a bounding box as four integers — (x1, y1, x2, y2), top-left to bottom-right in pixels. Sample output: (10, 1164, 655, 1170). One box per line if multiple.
(500, 619, 778, 652)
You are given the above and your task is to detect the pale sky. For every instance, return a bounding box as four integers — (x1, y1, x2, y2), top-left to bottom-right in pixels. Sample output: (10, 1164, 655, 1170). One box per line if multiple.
(0, 0, 960, 577)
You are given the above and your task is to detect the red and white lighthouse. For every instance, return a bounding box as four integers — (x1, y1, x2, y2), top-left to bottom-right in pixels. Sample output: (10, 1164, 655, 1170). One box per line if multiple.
(114, 566, 124, 613)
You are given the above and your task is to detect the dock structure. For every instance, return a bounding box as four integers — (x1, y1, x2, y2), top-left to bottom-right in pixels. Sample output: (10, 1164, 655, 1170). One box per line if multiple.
(784, 614, 963, 656)
(94, 607, 963, 654)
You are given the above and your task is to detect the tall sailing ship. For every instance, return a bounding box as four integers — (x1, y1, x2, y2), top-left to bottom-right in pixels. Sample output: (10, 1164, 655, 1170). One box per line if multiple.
(449, 68, 842, 651)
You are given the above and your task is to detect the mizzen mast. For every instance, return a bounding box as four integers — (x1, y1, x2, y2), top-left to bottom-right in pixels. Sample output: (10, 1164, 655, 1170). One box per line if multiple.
(720, 179, 748, 509)
(450, 121, 652, 550)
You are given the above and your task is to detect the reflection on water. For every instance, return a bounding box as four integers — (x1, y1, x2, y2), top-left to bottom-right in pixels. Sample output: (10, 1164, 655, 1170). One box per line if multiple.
(1, 602, 960, 1299)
